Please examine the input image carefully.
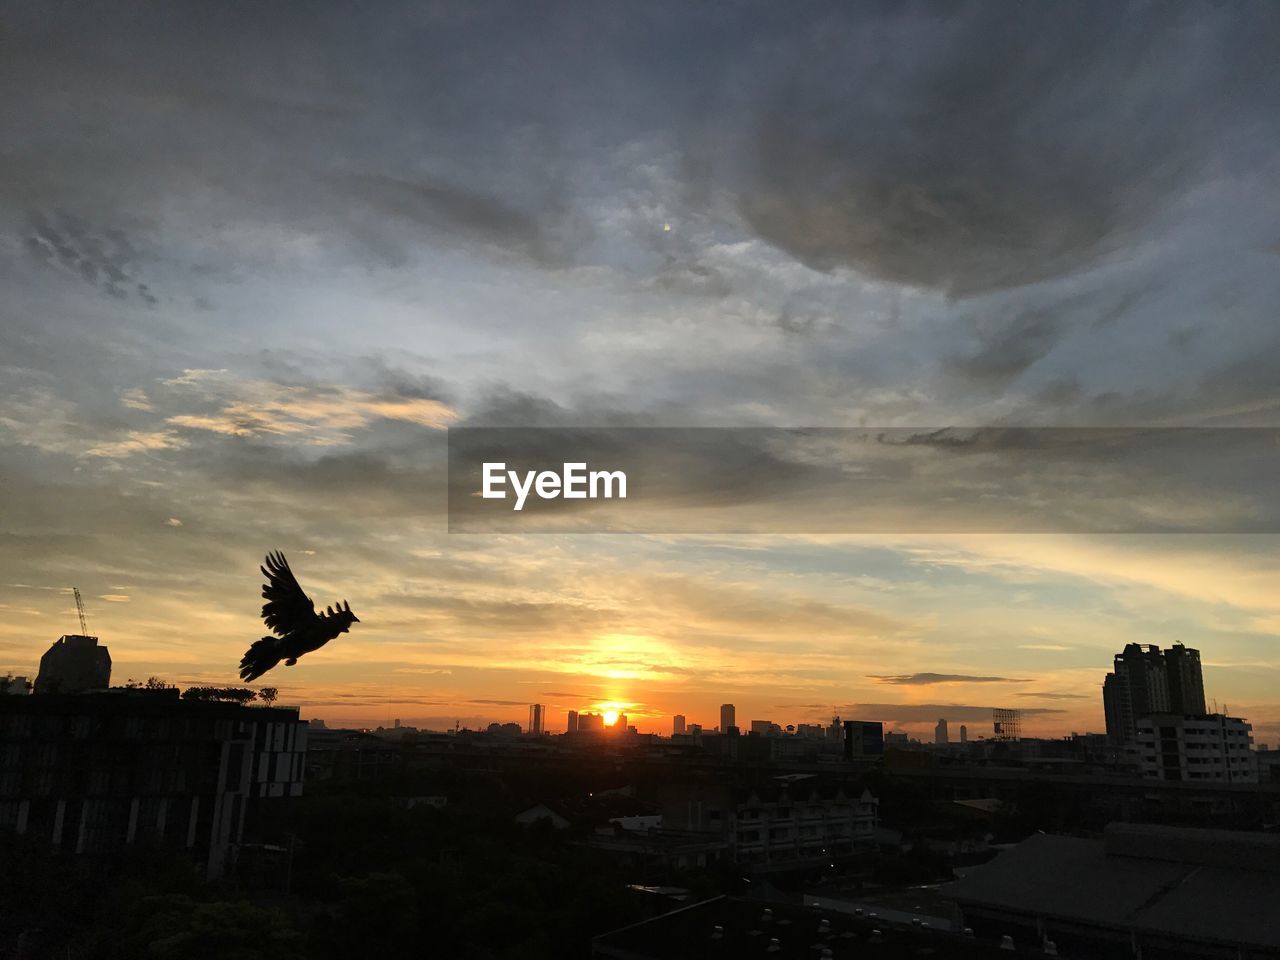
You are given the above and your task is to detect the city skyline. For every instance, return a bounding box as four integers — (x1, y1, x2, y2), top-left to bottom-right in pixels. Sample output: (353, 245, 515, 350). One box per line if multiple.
(3, 4, 1280, 746)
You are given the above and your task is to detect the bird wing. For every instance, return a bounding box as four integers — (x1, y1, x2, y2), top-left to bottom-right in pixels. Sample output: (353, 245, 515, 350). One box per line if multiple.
(260, 550, 317, 638)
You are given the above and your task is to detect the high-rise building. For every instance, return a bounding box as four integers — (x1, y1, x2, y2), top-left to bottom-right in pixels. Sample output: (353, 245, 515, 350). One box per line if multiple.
(720, 703, 735, 733)
(528, 703, 545, 735)
(1104, 643, 1206, 746)
(1165, 644, 1207, 716)
(672, 714, 686, 735)
(34, 635, 111, 695)
(959, 724, 968, 744)
(576, 712, 603, 732)
(935, 718, 949, 745)
(566, 710, 579, 733)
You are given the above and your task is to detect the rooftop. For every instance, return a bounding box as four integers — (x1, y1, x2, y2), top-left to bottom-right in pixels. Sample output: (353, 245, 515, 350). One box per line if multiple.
(943, 823, 1280, 950)
(593, 895, 1053, 959)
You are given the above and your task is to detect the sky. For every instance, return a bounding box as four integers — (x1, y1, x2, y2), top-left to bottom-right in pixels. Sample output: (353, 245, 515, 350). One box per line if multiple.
(2, 1, 1279, 742)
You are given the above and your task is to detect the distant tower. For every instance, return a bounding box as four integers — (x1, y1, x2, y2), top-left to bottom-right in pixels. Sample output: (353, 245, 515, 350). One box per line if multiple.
(566, 709, 578, 734)
(527, 704, 545, 735)
(720, 703, 736, 733)
(673, 714, 686, 735)
(960, 724, 968, 744)
(34, 635, 111, 695)
(935, 718, 949, 745)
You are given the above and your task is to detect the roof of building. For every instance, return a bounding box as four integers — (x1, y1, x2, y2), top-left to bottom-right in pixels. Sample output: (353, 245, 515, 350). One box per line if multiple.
(593, 895, 1054, 959)
(943, 823, 1280, 949)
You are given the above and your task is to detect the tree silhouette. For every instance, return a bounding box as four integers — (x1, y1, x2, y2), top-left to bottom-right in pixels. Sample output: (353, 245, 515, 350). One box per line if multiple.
(181, 686, 258, 705)
(259, 686, 279, 706)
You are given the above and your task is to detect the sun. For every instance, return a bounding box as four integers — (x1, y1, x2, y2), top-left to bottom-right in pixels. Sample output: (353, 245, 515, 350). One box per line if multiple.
(603, 709, 620, 727)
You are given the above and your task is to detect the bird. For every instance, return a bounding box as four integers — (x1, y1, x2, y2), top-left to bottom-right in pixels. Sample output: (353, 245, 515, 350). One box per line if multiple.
(239, 551, 359, 682)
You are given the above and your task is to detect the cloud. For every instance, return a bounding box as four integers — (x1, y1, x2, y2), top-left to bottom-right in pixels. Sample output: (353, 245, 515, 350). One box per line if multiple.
(24, 210, 157, 305)
(85, 431, 187, 458)
(869, 673, 1029, 686)
(737, 5, 1278, 295)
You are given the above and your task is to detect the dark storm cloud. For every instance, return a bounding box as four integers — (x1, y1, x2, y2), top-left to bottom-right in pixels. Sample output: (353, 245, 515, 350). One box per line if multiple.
(24, 211, 157, 305)
(737, 3, 1280, 295)
(869, 673, 1029, 686)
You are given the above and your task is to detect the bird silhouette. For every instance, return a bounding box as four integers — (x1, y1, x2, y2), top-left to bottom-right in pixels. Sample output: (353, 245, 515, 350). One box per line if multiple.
(239, 551, 359, 682)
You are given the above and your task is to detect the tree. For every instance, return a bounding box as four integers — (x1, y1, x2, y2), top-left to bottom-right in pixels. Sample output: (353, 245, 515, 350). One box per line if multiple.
(259, 687, 279, 706)
(181, 687, 258, 705)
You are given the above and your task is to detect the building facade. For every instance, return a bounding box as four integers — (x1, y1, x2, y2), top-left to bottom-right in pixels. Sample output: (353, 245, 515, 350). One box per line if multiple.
(660, 776, 879, 872)
(1136, 713, 1256, 784)
(0, 690, 306, 878)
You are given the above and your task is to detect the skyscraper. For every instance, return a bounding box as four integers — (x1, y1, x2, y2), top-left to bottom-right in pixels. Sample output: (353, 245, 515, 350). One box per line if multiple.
(528, 703, 544, 736)
(672, 714, 686, 735)
(1103, 643, 1188, 746)
(959, 724, 968, 744)
(566, 709, 578, 733)
(1165, 643, 1207, 716)
(720, 703, 736, 733)
(935, 718, 949, 745)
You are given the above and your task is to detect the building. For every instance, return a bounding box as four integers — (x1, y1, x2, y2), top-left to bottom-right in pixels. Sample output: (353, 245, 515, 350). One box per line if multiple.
(1102, 643, 1205, 746)
(660, 775, 879, 871)
(577, 712, 604, 733)
(750, 719, 781, 737)
(1136, 713, 1256, 783)
(33, 635, 111, 695)
(2, 676, 30, 696)
(528, 703, 544, 736)
(306, 729, 403, 781)
(720, 704, 735, 734)
(567, 709, 578, 733)
(0, 689, 306, 879)
(935, 718, 948, 745)
(960, 724, 968, 744)
(945, 823, 1280, 958)
(1165, 643, 1207, 715)
(672, 714, 686, 735)
(841, 719, 884, 759)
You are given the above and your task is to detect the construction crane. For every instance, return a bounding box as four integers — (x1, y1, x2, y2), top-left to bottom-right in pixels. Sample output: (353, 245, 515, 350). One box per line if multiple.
(73, 587, 89, 636)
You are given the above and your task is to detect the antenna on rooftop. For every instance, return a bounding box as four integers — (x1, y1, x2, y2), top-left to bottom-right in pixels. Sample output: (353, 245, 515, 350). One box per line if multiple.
(73, 587, 89, 635)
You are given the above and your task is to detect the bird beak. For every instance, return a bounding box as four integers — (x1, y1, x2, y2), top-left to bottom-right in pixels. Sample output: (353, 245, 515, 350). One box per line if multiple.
(351, 614, 360, 623)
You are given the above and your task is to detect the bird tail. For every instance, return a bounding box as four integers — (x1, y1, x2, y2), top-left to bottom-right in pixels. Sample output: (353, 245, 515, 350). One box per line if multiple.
(240, 636, 281, 682)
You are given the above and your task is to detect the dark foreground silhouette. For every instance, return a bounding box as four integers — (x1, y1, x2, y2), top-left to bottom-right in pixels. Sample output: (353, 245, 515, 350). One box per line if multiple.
(239, 551, 359, 681)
